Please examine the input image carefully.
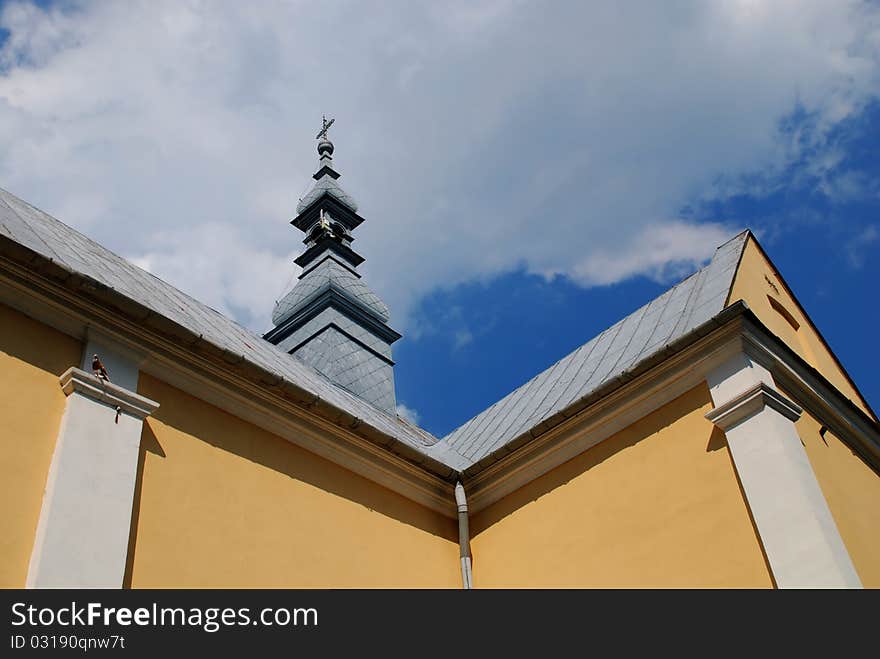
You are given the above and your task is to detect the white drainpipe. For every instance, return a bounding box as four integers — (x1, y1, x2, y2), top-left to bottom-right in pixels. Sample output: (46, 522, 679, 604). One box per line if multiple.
(454, 481, 473, 589)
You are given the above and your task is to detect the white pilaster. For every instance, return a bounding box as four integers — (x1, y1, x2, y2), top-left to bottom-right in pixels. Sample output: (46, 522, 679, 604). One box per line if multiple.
(706, 354, 861, 588)
(27, 367, 158, 588)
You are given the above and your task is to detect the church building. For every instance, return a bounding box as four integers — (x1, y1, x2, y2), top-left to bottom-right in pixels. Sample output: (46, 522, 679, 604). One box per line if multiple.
(1, 125, 878, 588)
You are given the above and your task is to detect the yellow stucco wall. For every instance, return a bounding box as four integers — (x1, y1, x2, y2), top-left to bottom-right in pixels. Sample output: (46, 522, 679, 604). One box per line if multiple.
(469, 384, 773, 587)
(128, 374, 460, 587)
(792, 407, 880, 587)
(728, 236, 873, 418)
(0, 303, 82, 587)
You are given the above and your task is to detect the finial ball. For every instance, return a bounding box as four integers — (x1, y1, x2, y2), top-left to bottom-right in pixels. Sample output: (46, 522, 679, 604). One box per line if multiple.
(317, 137, 334, 156)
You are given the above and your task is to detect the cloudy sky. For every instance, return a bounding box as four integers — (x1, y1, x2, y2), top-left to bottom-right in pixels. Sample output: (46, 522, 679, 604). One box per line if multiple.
(0, 0, 878, 434)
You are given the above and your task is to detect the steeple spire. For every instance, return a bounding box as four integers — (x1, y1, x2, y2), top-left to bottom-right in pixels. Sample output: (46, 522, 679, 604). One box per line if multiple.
(312, 115, 341, 181)
(264, 119, 401, 414)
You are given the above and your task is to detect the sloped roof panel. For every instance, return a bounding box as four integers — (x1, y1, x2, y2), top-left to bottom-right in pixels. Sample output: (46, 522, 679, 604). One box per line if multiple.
(296, 175, 359, 215)
(440, 232, 748, 462)
(0, 183, 750, 475)
(0, 187, 462, 470)
(272, 257, 390, 327)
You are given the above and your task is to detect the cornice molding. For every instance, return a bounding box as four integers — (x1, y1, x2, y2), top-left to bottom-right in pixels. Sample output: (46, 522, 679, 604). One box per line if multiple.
(740, 328, 880, 471)
(0, 253, 457, 518)
(705, 381, 802, 430)
(298, 253, 362, 280)
(460, 313, 880, 514)
(292, 194, 366, 232)
(461, 316, 747, 513)
(264, 287, 401, 345)
(59, 367, 159, 420)
(2, 244, 877, 520)
(293, 237, 364, 269)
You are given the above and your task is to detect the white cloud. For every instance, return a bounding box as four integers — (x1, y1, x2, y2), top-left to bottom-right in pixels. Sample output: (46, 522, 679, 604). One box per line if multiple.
(0, 1, 878, 332)
(453, 329, 474, 350)
(564, 222, 738, 286)
(122, 222, 298, 328)
(846, 224, 879, 268)
(395, 403, 421, 425)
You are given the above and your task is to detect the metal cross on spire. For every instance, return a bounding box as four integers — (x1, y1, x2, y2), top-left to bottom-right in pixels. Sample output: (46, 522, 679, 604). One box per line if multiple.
(316, 115, 335, 140)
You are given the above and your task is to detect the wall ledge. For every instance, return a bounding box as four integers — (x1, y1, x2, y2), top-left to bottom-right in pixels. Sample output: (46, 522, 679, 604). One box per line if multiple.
(59, 367, 159, 420)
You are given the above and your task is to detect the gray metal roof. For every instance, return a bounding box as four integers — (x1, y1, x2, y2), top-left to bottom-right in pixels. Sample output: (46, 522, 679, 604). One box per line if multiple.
(0, 186, 466, 472)
(296, 174, 358, 215)
(0, 182, 750, 478)
(439, 232, 748, 464)
(272, 257, 391, 326)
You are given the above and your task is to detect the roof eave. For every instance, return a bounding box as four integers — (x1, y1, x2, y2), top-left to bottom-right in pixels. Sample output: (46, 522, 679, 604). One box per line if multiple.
(0, 233, 459, 486)
(458, 301, 754, 479)
(454, 299, 880, 496)
(292, 193, 366, 232)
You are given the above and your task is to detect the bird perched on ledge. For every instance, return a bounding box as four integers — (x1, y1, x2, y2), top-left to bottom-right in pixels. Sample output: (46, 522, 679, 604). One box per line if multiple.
(92, 354, 110, 381)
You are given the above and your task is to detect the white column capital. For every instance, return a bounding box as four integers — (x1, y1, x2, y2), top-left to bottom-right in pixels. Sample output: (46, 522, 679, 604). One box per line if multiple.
(706, 381, 801, 430)
(59, 367, 159, 420)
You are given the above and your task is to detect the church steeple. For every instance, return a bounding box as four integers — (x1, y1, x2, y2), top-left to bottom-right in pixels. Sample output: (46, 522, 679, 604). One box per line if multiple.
(264, 118, 401, 414)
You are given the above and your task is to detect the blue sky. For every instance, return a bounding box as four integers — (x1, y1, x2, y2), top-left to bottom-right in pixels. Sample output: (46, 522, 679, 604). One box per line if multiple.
(0, 1, 877, 436)
(400, 101, 880, 435)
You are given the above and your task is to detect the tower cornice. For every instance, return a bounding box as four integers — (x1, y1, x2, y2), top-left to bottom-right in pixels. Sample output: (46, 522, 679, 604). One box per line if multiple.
(266, 286, 401, 346)
(294, 236, 365, 269)
(292, 194, 366, 233)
